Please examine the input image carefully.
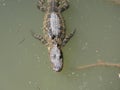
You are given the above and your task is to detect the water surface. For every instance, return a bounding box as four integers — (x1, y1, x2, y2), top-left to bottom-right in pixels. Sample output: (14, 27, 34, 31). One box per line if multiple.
(0, 0, 120, 90)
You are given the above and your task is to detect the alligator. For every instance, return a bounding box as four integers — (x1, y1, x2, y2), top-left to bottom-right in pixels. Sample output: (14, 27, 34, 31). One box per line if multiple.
(32, 0, 75, 72)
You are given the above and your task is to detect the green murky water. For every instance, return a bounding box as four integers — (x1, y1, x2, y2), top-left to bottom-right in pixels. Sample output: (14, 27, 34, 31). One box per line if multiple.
(0, 0, 120, 90)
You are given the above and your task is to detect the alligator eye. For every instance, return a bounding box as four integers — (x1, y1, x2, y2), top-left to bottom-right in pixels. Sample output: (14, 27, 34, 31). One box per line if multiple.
(53, 54, 56, 59)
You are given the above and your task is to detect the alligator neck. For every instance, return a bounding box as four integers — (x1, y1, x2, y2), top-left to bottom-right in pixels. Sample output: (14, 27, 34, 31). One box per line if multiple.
(47, 0, 58, 12)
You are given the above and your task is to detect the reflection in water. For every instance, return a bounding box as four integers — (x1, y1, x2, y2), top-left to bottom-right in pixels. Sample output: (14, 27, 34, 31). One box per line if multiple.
(111, 0, 120, 4)
(0, 0, 6, 6)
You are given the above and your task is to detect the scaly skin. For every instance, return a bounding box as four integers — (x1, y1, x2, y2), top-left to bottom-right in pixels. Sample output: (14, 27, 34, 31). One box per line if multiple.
(32, 0, 75, 72)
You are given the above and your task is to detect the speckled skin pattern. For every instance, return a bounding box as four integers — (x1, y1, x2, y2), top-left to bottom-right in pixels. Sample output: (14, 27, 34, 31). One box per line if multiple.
(32, 0, 75, 72)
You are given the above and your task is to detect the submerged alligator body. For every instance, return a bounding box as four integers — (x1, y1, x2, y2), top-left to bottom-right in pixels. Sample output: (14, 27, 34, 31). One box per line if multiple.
(32, 0, 75, 72)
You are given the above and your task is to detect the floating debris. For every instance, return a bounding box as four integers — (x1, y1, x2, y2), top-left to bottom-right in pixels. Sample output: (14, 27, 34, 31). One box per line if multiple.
(71, 72, 75, 75)
(118, 73, 120, 78)
(77, 60, 120, 70)
(17, 38, 25, 45)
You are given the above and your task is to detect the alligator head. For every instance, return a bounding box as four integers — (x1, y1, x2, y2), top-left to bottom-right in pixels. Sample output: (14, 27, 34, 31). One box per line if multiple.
(48, 44, 63, 72)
